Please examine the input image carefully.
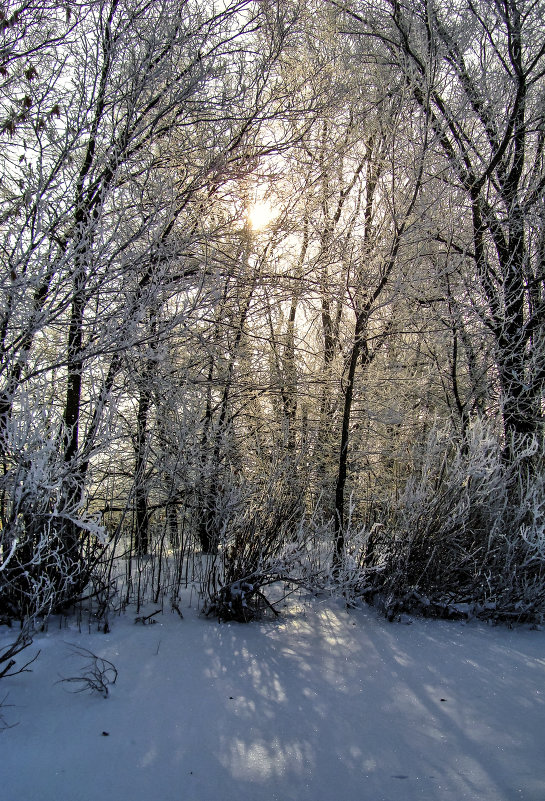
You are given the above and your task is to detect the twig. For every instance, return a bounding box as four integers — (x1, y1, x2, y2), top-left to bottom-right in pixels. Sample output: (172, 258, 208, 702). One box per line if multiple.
(57, 644, 117, 698)
(0, 636, 40, 679)
(171, 603, 184, 619)
(134, 609, 161, 625)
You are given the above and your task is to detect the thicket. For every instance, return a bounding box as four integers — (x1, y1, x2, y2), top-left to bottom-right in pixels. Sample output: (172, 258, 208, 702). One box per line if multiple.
(2, 0, 545, 680)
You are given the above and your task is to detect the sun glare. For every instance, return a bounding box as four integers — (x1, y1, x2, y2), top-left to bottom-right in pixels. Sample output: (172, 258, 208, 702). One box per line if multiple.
(247, 200, 276, 230)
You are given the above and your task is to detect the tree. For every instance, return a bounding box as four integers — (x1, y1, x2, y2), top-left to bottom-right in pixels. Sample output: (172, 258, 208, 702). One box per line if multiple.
(334, 0, 545, 454)
(0, 0, 310, 617)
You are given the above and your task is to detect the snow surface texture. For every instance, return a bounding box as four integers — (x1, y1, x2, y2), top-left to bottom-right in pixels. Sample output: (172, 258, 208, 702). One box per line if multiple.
(2, 599, 544, 801)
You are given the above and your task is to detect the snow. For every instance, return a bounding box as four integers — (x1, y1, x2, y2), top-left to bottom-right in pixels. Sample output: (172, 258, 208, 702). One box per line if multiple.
(2, 597, 545, 801)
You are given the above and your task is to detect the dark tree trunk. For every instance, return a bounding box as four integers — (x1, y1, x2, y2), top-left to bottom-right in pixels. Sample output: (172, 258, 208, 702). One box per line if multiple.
(134, 385, 151, 557)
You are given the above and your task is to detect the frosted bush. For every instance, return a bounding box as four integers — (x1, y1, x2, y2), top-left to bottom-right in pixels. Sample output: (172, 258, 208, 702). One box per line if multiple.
(358, 420, 545, 622)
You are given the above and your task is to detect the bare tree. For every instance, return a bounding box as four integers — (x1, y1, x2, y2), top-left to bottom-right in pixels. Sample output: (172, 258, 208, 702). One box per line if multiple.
(335, 0, 545, 455)
(0, 0, 310, 619)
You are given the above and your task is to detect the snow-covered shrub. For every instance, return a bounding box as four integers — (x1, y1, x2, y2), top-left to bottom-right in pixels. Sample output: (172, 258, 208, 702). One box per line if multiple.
(299, 494, 377, 605)
(363, 420, 545, 622)
(202, 459, 309, 621)
(0, 420, 106, 625)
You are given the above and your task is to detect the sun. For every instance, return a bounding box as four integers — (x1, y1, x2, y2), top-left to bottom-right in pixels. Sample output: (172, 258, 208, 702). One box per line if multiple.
(247, 200, 276, 231)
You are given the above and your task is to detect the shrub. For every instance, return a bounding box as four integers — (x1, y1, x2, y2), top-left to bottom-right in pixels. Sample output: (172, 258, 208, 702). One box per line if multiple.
(362, 421, 545, 623)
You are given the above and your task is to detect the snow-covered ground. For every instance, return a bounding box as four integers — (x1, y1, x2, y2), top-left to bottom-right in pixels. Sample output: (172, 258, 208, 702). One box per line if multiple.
(2, 597, 544, 801)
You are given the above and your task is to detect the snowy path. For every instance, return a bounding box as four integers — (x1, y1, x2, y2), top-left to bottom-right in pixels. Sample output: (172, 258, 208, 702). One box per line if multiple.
(2, 599, 545, 801)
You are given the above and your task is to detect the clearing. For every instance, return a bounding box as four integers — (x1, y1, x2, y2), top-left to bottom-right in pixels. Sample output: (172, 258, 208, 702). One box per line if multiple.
(2, 597, 544, 801)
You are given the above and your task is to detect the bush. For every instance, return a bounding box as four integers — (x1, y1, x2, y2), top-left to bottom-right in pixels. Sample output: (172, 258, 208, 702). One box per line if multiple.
(0, 426, 106, 625)
(202, 459, 308, 621)
(361, 421, 545, 623)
